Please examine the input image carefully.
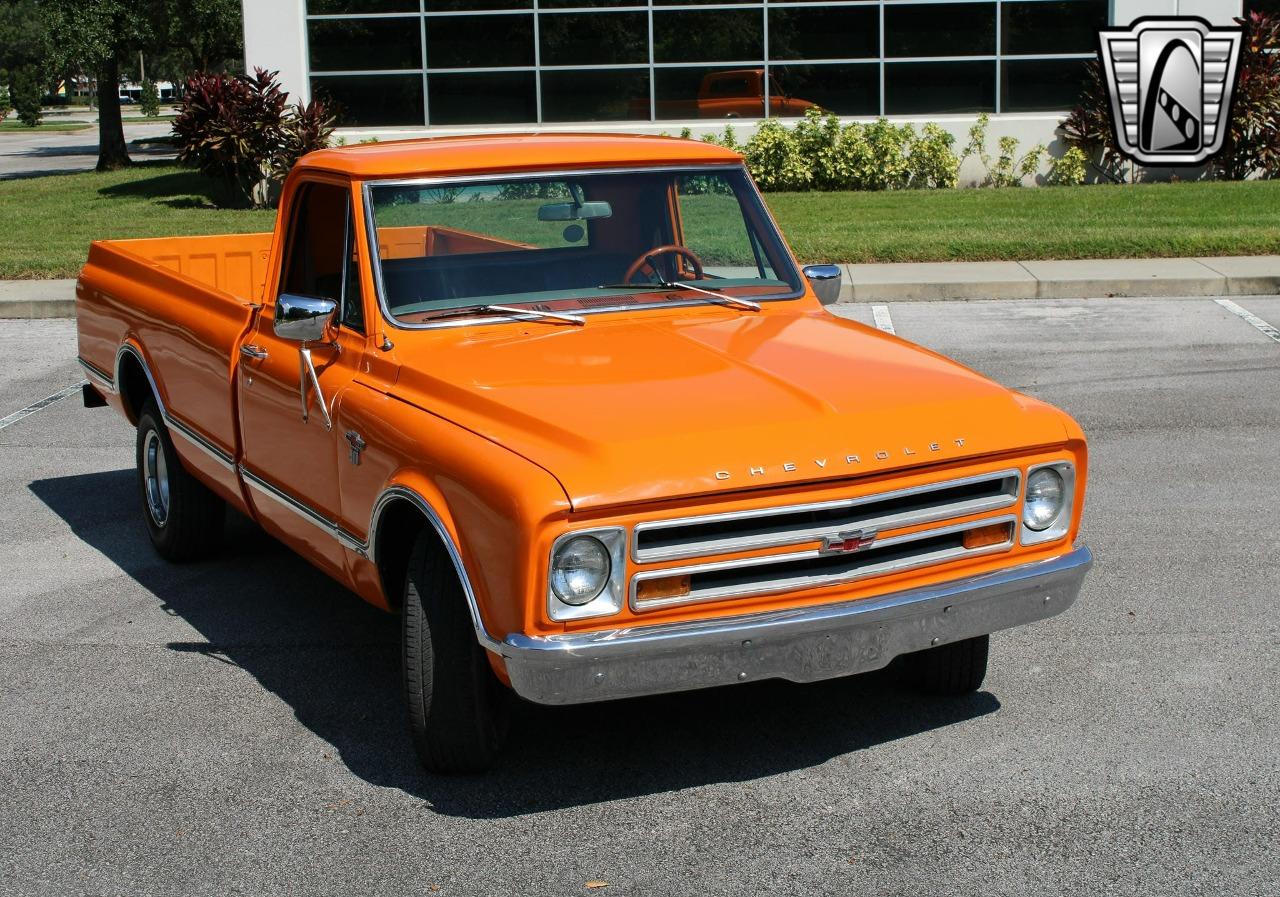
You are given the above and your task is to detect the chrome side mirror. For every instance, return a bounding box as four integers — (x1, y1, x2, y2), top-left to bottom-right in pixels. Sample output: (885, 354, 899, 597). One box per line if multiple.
(802, 264, 843, 305)
(274, 293, 338, 343)
(273, 293, 338, 431)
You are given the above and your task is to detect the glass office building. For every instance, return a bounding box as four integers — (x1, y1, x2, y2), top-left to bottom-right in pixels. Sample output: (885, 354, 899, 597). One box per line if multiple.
(301, 0, 1111, 128)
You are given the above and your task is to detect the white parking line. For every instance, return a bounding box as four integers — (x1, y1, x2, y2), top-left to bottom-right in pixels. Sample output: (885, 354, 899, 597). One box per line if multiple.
(1215, 299, 1280, 345)
(0, 381, 87, 431)
(872, 304, 896, 334)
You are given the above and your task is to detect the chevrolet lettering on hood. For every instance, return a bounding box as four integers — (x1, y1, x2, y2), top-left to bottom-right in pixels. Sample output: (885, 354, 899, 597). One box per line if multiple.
(713, 438, 968, 482)
(74, 132, 1092, 773)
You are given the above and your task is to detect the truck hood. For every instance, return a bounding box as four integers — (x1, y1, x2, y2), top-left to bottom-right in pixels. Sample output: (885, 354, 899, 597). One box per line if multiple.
(388, 308, 1068, 510)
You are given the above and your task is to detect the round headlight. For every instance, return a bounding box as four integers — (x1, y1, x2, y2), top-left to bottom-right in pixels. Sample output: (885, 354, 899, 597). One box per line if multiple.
(550, 536, 611, 605)
(1023, 468, 1066, 531)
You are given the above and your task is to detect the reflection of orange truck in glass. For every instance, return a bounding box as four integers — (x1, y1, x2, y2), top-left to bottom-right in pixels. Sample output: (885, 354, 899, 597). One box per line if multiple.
(633, 68, 818, 119)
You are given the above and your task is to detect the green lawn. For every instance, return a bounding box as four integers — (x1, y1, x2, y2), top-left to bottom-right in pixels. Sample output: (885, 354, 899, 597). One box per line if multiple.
(0, 120, 94, 133)
(2, 162, 1278, 279)
(0, 163, 274, 279)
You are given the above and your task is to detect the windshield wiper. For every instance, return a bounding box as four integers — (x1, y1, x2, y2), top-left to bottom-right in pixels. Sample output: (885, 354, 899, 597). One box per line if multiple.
(597, 280, 761, 312)
(419, 303, 586, 326)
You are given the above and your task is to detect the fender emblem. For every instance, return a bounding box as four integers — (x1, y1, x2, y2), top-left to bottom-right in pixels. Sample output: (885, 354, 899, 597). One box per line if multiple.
(820, 529, 877, 555)
(344, 430, 366, 466)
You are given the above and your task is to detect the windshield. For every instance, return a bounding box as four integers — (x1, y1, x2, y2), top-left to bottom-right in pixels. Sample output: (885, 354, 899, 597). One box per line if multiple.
(366, 167, 802, 324)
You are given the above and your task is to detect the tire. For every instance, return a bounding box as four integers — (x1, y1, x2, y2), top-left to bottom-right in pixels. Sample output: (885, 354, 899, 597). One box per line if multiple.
(135, 400, 224, 562)
(898, 634, 990, 696)
(403, 530, 510, 773)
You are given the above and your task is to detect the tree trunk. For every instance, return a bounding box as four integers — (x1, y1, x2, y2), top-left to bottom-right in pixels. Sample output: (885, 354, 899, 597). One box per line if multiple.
(96, 57, 130, 172)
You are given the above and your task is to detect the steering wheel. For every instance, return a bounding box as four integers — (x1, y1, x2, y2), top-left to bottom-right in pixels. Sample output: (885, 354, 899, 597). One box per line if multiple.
(623, 245, 705, 284)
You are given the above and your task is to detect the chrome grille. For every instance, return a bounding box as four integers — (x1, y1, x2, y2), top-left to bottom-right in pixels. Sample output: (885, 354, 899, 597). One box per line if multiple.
(632, 469, 1021, 563)
(631, 516, 1017, 612)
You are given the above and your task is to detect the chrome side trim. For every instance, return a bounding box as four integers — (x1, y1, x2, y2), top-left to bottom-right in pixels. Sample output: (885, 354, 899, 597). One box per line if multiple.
(78, 357, 115, 391)
(240, 465, 368, 557)
(630, 515, 1017, 611)
(368, 485, 503, 652)
(632, 468, 1021, 563)
(167, 416, 235, 472)
(500, 545, 1094, 706)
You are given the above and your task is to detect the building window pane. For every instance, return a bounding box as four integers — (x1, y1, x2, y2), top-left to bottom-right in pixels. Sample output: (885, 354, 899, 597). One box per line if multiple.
(1001, 57, 1089, 112)
(311, 75, 425, 126)
(426, 0, 532, 10)
(308, 0, 417, 13)
(308, 18, 422, 72)
(885, 3, 996, 58)
(885, 61, 995, 113)
(426, 14, 534, 68)
(653, 10, 764, 64)
(540, 12, 648, 67)
(653, 67, 766, 119)
(539, 0, 641, 7)
(768, 6, 878, 61)
(1002, 1, 1107, 55)
(541, 69, 651, 121)
(772, 63, 878, 116)
(1245, 1, 1280, 14)
(428, 71, 536, 123)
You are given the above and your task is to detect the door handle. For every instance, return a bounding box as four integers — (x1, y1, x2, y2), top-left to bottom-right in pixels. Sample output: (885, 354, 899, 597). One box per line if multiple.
(240, 344, 269, 360)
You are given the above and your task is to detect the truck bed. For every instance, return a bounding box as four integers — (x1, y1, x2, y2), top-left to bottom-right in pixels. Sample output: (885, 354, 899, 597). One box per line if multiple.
(76, 233, 270, 509)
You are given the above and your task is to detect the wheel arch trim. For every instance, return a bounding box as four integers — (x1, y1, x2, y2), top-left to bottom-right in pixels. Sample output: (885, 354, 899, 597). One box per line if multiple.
(369, 484, 503, 653)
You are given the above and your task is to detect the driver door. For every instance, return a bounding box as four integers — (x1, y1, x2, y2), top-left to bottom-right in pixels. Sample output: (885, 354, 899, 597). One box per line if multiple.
(237, 177, 367, 580)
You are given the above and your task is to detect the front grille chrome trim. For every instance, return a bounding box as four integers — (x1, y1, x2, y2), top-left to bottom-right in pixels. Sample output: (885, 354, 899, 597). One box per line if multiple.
(632, 469, 1021, 563)
(630, 515, 1017, 612)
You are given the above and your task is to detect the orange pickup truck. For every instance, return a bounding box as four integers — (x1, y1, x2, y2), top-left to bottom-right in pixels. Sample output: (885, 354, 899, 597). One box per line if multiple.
(76, 135, 1091, 772)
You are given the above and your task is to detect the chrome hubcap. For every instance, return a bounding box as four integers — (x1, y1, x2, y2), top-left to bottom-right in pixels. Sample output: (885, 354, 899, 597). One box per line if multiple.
(143, 429, 170, 527)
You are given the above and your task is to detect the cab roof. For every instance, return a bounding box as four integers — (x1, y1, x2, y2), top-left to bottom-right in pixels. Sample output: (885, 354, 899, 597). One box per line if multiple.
(296, 132, 744, 180)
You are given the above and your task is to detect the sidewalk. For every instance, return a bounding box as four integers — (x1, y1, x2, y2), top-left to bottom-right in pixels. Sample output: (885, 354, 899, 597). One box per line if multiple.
(2, 256, 1278, 318)
(831, 255, 1280, 303)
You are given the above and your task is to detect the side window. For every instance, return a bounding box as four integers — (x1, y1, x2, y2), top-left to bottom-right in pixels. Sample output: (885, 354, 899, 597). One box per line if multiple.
(281, 182, 363, 333)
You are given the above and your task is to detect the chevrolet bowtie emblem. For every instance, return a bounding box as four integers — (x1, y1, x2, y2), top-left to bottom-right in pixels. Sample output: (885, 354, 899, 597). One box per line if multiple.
(820, 530, 877, 555)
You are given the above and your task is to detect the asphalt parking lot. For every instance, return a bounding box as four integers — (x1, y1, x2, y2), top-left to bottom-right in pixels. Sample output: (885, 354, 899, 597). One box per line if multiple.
(1, 297, 1277, 897)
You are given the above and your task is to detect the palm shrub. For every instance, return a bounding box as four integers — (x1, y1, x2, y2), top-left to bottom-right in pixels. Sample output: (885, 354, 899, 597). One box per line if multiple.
(174, 68, 335, 208)
(1215, 12, 1280, 180)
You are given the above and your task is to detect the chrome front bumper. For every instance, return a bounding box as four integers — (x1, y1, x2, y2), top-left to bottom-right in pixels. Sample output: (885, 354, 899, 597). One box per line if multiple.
(500, 546, 1092, 705)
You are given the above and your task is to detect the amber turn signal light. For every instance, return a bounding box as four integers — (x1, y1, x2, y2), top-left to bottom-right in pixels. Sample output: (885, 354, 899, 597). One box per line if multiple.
(962, 522, 1012, 550)
(635, 574, 691, 603)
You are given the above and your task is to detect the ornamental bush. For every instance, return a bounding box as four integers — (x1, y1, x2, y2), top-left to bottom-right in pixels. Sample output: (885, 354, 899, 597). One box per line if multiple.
(139, 79, 161, 118)
(742, 118, 812, 191)
(739, 109, 961, 192)
(8, 65, 43, 128)
(174, 68, 335, 208)
(1047, 146, 1089, 186)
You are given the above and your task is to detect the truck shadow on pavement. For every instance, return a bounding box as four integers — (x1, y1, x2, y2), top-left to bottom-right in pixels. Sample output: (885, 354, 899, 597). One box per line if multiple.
(31, 468, 1000, 819)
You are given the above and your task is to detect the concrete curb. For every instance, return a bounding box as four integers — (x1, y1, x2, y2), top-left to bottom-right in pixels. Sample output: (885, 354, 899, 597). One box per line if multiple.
(832, 256, 1280, 303)
(0, 280, 77, 319)
(2, 257, 1278, 318)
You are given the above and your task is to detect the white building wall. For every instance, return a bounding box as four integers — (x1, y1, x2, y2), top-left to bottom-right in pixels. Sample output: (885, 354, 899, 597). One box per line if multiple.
(240, 0, 1248, 183)
(1112, 0, 1241, 25)
(243, 0, 310, 106)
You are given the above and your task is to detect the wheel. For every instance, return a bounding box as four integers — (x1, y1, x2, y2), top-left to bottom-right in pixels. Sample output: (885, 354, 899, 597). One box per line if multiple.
(403, 530, 510, 773)
(897, 634, 989, 696)
(135, 400, 225, 562)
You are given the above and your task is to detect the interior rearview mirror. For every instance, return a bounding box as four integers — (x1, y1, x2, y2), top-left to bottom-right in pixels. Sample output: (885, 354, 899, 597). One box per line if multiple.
(537, 201, 613, 222)
(802, 264, 843, 305)
(274, 293, 338, 343)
